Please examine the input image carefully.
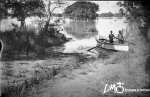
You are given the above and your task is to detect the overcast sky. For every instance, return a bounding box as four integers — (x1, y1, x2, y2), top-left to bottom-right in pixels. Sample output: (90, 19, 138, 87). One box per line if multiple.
(52, 1, 121, 14)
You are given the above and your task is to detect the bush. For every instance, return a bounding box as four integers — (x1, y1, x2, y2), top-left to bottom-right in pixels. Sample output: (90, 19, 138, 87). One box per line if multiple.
(35, 26, 68, 55)
(1, 23, 68, 59)
(1, 27, 37, 59)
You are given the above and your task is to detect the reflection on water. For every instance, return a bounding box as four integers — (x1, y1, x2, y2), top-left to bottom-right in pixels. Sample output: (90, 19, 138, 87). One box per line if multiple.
(64, 20, 98, 39)
(62, 17, 127, 53)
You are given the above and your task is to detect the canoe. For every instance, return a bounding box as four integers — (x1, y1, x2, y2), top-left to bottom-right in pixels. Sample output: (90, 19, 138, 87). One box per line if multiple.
(96, 39, 129, 52)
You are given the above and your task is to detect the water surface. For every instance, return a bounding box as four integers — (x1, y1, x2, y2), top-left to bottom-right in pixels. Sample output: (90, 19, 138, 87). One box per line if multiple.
(62, 17, 127, 53)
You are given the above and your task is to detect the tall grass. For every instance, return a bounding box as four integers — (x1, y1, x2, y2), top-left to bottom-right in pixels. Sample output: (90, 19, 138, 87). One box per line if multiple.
(0, 54, 87, 97)
(1, 67, 56, 97)
(104, 52, 131, 65)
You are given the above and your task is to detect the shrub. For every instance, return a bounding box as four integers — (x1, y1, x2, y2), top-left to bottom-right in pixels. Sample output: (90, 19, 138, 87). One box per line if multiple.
(35, 26, 68, 55)
(1, 27, 37, 59)
(1, 24, 68, 59)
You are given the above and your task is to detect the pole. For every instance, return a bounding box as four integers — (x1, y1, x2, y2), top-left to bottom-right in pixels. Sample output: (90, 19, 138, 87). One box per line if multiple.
(114, 37, 135, 45)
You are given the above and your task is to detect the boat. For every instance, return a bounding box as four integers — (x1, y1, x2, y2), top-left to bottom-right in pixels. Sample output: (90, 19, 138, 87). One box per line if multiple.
(95, 38, 129, 52)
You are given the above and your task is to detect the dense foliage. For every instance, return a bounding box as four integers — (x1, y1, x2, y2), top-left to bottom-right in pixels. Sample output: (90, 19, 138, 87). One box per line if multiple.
(113, 13, 123, 17)
(98, 12, 123, 17)
(1, 25, 68, 59)
(1, 27, 36, 58)
(0, 0, 8, 19)
(117, 1, 150, 37)
(0, 0, 69, 59)
(99, 12, 114, 17)
(3, 0, 45, 27)
(64, 1, 99, 20)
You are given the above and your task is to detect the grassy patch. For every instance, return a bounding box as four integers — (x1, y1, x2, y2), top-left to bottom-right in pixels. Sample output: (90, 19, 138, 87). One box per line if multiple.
(0, 53, 88, 97)
(104, 52, 131, 65)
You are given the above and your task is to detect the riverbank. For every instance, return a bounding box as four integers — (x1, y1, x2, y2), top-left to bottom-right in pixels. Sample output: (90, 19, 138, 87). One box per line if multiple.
(1, 49, 149, 97)
(23, 53, 149, 97)
(27, 21, 149, 97)
(0, 53, 95, 97)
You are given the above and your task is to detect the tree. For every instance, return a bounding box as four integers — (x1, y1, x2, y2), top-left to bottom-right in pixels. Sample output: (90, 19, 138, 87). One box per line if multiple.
(0, 0, 8, 19)
(99, 12, 114, 17)
(0, 0, 8, 33)
(64, 1, 99, 21)
(1, 0, 68, 58)
(1, 23, 37, 59)
(43, 0, 65, 32)
(4, 0, 45, 28)
(117, 1, 150, 38)
(22, 28, 37, 58)
(113, 13, 123, 17)
(37, 0, 66, 54)
(119, 8, 125, 16)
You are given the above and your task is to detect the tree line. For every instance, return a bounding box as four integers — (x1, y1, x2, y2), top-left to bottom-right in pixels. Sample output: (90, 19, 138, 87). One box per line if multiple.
(64, 1, 99, 21)
(98, 12, 123, 17)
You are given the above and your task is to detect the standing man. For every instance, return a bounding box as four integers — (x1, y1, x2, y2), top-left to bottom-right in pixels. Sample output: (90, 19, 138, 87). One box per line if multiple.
(118, 30, 124, 44)
(109, 30, 115, 43)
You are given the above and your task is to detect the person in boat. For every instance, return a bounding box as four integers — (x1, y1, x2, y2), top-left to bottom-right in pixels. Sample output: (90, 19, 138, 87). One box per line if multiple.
(117, 30, 124, 44)
(109, 30, 115, 43)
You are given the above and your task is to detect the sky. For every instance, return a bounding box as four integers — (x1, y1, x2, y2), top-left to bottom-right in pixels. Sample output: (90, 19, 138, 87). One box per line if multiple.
(52, 1, 121, 14)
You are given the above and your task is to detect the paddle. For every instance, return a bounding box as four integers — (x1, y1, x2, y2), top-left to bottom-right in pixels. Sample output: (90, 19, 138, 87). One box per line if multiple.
(114, 37, 135, 45)
(87, 46, 97, 51)
(87, 39, 107, 51)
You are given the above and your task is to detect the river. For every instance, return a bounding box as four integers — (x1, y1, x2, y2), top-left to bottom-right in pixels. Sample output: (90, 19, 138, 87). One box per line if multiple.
(61, 17, 128, 54)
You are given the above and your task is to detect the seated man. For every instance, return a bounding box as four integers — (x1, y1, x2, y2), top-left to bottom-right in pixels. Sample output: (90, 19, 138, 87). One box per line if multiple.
(118, 30, 124, 44)
(109, 31, 115, 43)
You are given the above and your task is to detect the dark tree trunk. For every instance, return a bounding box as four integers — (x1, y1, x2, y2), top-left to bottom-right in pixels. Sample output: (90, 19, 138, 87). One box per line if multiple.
(26, 35, 31, 59)
(41, 19, 50, 54)
(146, 22, 150, 38)
(21, 20, 26, 28)
(44, 19, 50, 33)
(141, 24, 149, 39)
(17, 50, 20, 59)
(26, 50, 29, 59)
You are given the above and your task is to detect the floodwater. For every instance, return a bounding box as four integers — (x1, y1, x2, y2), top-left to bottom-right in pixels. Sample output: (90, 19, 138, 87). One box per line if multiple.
(0, 17, 128, 54)
(62, 17, 128, 53)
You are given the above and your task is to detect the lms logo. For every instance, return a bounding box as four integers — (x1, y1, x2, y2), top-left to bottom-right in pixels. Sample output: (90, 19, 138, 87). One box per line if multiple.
(103, 82, 125, 94)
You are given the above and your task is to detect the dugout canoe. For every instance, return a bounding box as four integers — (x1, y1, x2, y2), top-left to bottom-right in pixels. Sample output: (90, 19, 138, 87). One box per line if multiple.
(96, 39, 129, 52)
